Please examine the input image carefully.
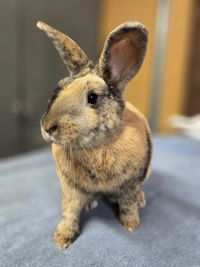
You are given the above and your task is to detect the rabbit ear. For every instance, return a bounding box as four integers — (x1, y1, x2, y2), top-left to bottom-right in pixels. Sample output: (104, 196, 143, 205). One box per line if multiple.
(37, 21, 91, 76)
(98, 22, 148, 90)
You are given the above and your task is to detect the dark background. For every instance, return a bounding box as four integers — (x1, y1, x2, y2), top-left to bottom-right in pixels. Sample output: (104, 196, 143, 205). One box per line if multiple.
(1, 0, 99, 158)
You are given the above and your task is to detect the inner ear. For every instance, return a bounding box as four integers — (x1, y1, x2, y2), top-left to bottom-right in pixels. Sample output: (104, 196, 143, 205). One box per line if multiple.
(109, 34, 139, 84)
(98, 22, 148, 90)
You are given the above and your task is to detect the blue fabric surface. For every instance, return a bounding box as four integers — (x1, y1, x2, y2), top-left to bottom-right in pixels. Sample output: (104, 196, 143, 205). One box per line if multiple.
(0, 136, 200, 267)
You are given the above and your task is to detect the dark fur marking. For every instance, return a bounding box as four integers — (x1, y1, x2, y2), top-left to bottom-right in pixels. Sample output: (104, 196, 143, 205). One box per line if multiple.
(45, 77, 74, 114)
(46, 86, 62, 113)
(119, 206, 133, 214)
(89, 86, 124, 143)
(138, 133, 152, 183)
(84, 167, 98, 181)
(45, 65, 94, 115)
(95, 66, 125, 113)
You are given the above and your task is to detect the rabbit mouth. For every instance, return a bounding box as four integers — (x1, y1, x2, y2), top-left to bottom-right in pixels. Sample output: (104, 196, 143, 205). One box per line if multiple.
(41, 124, 98, 147)
(41, 125, 80, 146)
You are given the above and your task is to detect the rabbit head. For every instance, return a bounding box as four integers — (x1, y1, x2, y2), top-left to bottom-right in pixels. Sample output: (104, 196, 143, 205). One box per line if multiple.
(37, 21, 148, 148)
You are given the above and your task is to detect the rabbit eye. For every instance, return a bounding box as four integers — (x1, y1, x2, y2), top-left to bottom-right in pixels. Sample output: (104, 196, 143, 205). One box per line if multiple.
(87, 92, 98, 105)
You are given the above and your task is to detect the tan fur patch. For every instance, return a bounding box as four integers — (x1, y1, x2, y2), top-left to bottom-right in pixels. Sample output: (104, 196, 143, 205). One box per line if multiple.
(52, 101, 151, 192)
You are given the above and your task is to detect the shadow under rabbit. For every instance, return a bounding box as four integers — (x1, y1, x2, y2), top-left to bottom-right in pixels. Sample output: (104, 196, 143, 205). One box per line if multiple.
(80, 170, 200, 241)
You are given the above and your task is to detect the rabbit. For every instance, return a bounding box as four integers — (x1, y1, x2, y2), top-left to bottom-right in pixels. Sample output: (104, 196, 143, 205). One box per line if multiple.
(37, 21, 152, 250)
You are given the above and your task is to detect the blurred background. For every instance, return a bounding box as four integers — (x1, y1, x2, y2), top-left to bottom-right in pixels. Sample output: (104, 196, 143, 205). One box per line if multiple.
(1, 0, 200, 159)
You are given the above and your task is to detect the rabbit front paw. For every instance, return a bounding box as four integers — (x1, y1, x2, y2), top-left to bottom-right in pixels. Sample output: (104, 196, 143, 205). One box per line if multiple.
(119, 204, 140, 231)
(120, 214, 140, 231)
(54, 228, 79, 250)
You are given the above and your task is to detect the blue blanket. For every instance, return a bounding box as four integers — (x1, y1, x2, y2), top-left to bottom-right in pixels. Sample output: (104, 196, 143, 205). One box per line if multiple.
(0, 136, 200, 267)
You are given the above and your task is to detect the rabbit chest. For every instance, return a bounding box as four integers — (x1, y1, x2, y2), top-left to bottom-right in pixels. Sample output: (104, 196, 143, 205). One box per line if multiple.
(52, 129, 151, 193)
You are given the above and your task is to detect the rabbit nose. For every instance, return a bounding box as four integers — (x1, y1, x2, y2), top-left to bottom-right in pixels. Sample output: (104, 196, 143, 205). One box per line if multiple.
(45, 124, 58, 135)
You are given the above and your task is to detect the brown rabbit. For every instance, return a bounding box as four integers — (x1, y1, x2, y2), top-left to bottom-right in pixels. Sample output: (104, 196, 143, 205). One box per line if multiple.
(37, 21, 152, 250)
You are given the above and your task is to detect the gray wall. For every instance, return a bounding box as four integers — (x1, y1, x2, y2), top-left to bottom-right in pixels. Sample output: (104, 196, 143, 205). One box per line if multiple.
(0, 0, 99, 158)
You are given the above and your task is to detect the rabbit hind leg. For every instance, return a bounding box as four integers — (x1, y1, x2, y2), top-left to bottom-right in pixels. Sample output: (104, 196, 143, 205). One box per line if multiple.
(107, 185, 140, 231)
(119, 200, 140, 231)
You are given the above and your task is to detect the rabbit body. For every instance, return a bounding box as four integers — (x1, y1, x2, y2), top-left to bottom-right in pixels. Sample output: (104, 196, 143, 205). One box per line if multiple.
(37, 21, 152, 249)
(52, 102, 151, 193)
(52, 101, 151, 249)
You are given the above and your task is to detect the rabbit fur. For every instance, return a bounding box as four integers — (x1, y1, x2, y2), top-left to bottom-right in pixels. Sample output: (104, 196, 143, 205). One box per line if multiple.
(37, 21, 152, 250)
